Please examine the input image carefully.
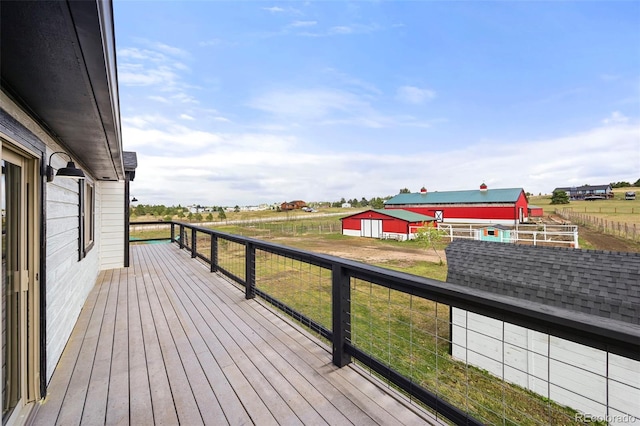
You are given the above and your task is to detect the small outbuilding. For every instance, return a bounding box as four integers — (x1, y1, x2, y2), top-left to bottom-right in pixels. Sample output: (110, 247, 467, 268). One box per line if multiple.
(341, 209, 435, 241)
(446, 240, 640, 420)
(477, 224, 512, 243)
(528, 205, 544, 218)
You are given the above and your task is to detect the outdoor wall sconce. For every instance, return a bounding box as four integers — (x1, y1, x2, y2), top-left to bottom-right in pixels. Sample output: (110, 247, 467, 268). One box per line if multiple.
(131, 196, 138, 202)
(46, 152, 85, 182)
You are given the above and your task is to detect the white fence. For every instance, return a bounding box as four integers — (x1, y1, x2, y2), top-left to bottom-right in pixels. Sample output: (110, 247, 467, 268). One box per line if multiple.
(437, 223, 579, 248)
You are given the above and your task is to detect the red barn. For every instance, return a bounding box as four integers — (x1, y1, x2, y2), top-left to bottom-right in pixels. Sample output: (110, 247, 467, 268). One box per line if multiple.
(341, 209, 435, 241)
(384, 185, 529, 225)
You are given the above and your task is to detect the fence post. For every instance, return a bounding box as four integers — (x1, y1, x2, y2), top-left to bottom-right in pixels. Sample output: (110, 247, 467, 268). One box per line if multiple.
(211, 235, 218, 273)
(191, 228, 197, 258)
(179, 225, 184, 249)
(170, 223, 175, 243)
(332, 264, 351, 367)
(245, 242, 256, 300)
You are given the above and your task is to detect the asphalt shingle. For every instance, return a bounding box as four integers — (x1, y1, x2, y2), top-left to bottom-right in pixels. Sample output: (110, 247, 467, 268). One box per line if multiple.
(445, 240, 640, 325)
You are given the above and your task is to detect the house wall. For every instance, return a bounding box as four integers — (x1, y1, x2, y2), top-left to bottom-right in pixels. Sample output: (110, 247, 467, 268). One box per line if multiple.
(99, 181, 124, 270)
(452, 308, 640, 423)
(1, 92, 105, 383)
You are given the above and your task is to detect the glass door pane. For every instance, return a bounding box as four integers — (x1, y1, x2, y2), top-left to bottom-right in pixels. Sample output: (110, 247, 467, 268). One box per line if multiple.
(2, 158, 22, 424)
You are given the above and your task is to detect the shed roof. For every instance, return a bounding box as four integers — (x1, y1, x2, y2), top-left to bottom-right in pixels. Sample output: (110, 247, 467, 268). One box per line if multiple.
(342, 209, 435, 223)
(445, 240, 640, 326)
(385, 188, 524, 205)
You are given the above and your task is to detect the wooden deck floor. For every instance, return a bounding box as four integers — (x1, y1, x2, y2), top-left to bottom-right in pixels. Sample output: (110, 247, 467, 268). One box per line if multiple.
(31, 243, 440, 425)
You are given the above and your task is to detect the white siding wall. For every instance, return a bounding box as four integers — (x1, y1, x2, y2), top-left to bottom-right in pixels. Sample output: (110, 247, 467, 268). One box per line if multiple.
(45, 150, 100, 382)
(451, 308, 640, 421)
(99, 181, 124, 270)
(2, 93, 106, 384)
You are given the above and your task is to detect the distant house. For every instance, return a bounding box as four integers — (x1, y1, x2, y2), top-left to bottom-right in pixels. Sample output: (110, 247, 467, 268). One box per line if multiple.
(554, 185, 613, 200)
(341, 209, 435, 241)
(281, 200, 307, 211)
(341, 203, 352, 208)
(446, 240, 640, 420)
(384, 184, 529, 225)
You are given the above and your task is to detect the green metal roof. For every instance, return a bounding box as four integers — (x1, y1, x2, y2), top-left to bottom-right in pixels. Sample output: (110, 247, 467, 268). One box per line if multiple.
(341, 209, 434, 222)
(385, 188, 525, 205)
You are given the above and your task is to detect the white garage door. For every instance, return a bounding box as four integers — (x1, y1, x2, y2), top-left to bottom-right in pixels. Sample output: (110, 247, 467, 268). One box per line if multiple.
(361, 219, 382, 238)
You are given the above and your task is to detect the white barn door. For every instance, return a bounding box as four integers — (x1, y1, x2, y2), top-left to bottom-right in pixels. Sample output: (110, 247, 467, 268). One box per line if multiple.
(361, 219, 382, 238)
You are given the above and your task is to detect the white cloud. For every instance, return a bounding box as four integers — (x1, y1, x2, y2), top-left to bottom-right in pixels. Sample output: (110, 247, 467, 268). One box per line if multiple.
(396, 86, 436, 104)
(290, 20, 317, 27)
(263, 6, 285, 13)
(602, 111, 629, 125)
(199, 39, 222, 47)
(180, 114, 195, 121)
(127, 120, 639, 206)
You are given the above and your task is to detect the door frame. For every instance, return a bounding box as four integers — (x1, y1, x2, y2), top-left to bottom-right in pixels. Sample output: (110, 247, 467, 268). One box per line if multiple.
(1, 139, 41, 424)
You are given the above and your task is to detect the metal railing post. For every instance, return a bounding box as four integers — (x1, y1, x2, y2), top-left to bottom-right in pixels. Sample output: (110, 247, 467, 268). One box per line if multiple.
(211, 235, 218, 273)
(170, 223, 175, 243)
(332, 264, 351, 367)
(191, 228, 197, 258)
(179, 225, 184, 249)
(245, 242, 255, 299)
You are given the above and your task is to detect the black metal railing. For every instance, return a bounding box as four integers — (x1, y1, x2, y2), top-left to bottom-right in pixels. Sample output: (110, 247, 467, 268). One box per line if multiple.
(129, 221, 640, 425)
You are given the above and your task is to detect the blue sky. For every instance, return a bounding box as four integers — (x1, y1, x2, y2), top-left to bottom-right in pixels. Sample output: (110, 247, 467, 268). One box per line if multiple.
(114, 1, 640, 206)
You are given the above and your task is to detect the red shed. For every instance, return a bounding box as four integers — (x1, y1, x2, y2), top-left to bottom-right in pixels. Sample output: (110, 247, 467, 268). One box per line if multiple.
(384, 185, 529, 225)
(528, 205, 544, 218)
(341, 209, 435, 241)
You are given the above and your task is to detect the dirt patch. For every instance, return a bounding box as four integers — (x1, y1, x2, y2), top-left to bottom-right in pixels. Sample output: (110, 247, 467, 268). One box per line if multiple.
(271, 236, 445, 264)
(548, 214, 640, 252)
(577, 226, 640, 252)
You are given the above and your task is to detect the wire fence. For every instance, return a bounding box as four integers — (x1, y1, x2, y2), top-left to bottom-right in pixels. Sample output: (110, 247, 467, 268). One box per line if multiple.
(556, 209, 640, 242)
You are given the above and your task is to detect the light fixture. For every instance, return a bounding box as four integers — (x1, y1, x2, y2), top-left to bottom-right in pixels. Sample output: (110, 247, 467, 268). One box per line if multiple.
(131, 197, 138, 202)
(46, 152, 85, 182)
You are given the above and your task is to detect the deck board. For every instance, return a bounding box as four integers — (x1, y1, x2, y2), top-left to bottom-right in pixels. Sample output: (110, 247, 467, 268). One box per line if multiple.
(31, 243, 442, 425)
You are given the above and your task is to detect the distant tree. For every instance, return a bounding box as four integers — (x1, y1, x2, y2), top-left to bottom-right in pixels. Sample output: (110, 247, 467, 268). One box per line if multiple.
(206, 213, 213, 221)
(218, 207, 226, 220)
(134, 204, 146, 216)
(163, 215, 172, 222)
(234, 205, 240, 213)
(193, 213, 202, 222)
(414, 225, 446, 265)
(187, 212, 193, 221)
(360, 197, 369, 206)
(611, 181, 631, 188)
(340, 197, 346, 204)
(399, 188, 410, 194)
(370, 197, 384, 209)
(177, 210, 185, 218)
(550, 190, 570, 205)
(634, 178, 640, 187)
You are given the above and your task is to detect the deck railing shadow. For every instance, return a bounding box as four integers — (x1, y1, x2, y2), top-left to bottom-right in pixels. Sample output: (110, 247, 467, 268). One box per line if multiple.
(130, 221, 640, 426)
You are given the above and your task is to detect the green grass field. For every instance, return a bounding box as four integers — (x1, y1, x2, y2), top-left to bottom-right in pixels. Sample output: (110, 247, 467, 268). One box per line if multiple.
(529, 187, 640, 224)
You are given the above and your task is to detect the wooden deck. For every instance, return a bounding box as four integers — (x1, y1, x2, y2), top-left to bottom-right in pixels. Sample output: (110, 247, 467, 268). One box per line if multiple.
(31, 243, 440, 425)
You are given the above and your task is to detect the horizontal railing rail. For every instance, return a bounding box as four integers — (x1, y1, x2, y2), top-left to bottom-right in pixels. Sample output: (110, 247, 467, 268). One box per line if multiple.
(129, 220, 640, 425)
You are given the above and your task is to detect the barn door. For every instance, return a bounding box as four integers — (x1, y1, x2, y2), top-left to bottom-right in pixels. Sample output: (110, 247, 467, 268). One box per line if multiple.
(434, 210, 443, 222)
(361, 219, 382, 238)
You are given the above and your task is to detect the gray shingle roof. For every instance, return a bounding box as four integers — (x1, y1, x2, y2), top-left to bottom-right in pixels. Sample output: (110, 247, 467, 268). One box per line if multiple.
(123, 151, 137, 171)
(445, 240, 640, 325)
